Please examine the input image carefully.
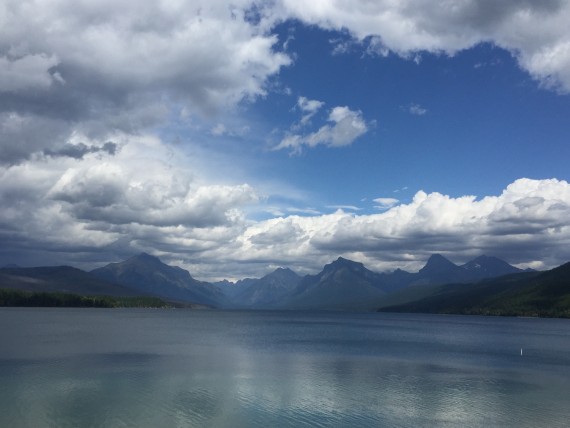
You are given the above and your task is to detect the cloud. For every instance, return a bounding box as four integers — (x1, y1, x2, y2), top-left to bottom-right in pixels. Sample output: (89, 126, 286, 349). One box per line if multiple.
(218, 178, 570, 278)
(2, 1, 570, 280)
(3, 154, 569, 280)
(297, 96, 325, 125)
(0, 0, 291, 164)
(45, 137, 258, 228)
(211, 123, 228, 136)
(44, 142, 117, 159)
(326, 205, 361, 211)
(0, 133, 259, 272)
(276, 106, 369, 153)
(373, 198, 399, 210)
(0, 54, 62, 92)
(276, 0, 570, 92)
(0, 112, 73, 165)
(407, 103, 427, 116)
(210, 122, 251, 137)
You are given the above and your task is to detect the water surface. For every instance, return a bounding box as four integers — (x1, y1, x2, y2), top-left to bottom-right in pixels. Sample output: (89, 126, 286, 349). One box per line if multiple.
(1, 308, 569, 427)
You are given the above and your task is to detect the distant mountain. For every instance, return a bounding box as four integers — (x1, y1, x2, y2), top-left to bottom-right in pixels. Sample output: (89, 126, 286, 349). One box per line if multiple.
(91, 253, 227, 307)
(283, 257, 389, 310)
(1, 252, 533, 312)
(378, 268, 415, 291)
(0, 266, 139, 297)
(231, 268, 301, 308)
(215, 278, 257, 298)
(410, 254, 471, 286)
(402, 254, 523, 287)
(378, 261, 570, 318)
(272, 254, 526, 310)
(460, 255, 523, 280)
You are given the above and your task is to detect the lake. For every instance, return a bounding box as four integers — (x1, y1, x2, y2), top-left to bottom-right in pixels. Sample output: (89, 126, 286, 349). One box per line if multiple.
(0, 308, 569, 427)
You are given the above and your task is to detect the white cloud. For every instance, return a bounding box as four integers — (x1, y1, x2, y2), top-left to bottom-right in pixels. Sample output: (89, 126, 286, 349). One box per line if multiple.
(210, 122, 251, 138)
(275, 0, 570, 92)
(0, 0, 290, 108)
(2, 162, 570, 279)
(298, 96, 324, 114)
(0, 0, 292, 164)
(224, 178, 570, 278)
(211, 123, 227, 136)
(326, 205, 361, 211)
(297, 96, 325, 125)
(44, 134, 259, 228)
(276, 106, 369, 153)
(0, 132, 259, 271)
(373, 198, 399, 210)
(408, 103, 427, 116)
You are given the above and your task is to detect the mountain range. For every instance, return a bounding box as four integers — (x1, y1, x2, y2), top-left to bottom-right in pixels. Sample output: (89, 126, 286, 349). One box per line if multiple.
(378, 261, 570, 318)
(90, 253, 227, 307)
(0, 252, 539, 312)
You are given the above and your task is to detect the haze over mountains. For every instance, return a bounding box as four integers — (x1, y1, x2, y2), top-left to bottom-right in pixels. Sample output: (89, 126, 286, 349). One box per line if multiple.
(0, 252, 539, 311)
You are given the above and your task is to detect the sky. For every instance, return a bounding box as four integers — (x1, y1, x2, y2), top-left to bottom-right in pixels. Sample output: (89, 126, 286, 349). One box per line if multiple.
(1, 0, 570, 281)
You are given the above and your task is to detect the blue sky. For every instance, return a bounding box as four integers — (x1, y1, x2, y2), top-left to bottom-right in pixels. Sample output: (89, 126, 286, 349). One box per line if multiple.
(170, 20, 570, 218)
(1, 1, 570, 280)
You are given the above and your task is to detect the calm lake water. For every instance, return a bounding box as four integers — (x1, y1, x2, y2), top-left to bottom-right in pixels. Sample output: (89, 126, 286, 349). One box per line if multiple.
(0, 308, 569, 427)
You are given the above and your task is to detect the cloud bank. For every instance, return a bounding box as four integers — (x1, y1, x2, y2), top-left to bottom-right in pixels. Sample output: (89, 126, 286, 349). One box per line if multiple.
(1, 140, 569, 280)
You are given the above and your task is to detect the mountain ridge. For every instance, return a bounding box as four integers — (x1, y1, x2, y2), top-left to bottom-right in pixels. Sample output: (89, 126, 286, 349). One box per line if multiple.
(378, 261, 570, 317)
(0, 252, 544, 312)
(90, 253, 227, 307)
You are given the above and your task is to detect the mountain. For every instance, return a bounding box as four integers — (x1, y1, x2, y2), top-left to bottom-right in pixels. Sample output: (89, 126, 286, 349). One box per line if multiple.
(0, 266, 139, 297)
(403, 254, 523, 287)
(378, 261, 570, 318)
(410, 254, 471, 286)
(275, 254, 525, 310)
(378, 268, 415, 291)
(231, 268, 301, 308)
(460, 255, 523, 280)
(215, 278, 258, 298)
(1, 252, 531, 312)
(91, 253, 226, 307)
(283, 257, 389, 310)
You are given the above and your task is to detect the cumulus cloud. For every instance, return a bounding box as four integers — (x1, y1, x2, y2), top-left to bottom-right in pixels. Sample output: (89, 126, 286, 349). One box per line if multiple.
(276, 0, 570, 92)
(44, 137, 258, 228)
(226, 178, 570, 277)
(0, 133, 259, 271)
(3, 155, 568, 280)
(0, 0, 291, 164)
(276, 106, 369, 153)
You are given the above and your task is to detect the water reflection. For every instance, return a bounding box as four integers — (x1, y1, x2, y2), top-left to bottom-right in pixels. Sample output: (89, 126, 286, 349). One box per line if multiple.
(0, 309, 569, 427)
